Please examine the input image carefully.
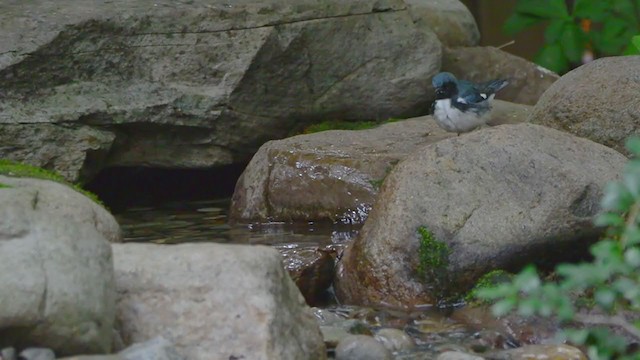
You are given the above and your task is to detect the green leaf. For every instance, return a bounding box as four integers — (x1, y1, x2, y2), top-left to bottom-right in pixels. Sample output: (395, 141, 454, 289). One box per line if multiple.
(626, 137, 640, 156)
(515, 0, 569, 19)
(634, 35, 640, 52)
(503, 13, 543, 35)
(545, 19, 567, 43)
(625, 247, 640, 267)
(592, 17, 632, 55)
(573, 0, 611, 21)
(561, 23, 587, 62)
(595, 213, 624, 227)
(535, 43, 570, 73)
(595, 288, 617, 309)
(492, 297, 516, 316)
(601, 182, 635, 212)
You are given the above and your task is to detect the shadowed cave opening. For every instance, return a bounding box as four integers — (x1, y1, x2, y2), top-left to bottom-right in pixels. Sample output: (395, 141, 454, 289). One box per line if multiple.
(84, 163, 247, 214)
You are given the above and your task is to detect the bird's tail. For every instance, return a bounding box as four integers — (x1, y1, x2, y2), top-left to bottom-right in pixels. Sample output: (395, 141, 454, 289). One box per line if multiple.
(482, 79, 509, 94)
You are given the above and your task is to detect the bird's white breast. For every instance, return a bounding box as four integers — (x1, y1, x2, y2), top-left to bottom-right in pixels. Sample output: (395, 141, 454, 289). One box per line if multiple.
(433, 99, 491, 133)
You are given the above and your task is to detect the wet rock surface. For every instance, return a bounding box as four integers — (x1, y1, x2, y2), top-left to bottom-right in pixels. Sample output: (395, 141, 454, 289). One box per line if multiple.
(441, 46, 559, 106)
(530, 56, 640, 154)
(335, 124, 626, 307)
(230, 102, 529, 224)
(0, 0, 442, 182)
(113, 242, 326, 360)
(282, 246, 336, 306)
(335, 335, 393, 360)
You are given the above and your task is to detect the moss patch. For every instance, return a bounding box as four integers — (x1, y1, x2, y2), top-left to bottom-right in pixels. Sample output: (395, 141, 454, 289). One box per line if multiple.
(0, 183, 11, 189)
(416, 226, 456, 305)
(0, 160, 103, 206)
(465, 270, 513, 304)
(302, 118, 402, 134)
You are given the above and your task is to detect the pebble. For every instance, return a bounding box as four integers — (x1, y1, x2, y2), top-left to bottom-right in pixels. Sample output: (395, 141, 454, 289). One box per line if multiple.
(335, 335, 392, 360)
(1, 348, 16, 360)
(489, 344, 587, 360)
(436, 351, 485, 360)
(374, 328, 415, 352)
(18, 348, 55, 360)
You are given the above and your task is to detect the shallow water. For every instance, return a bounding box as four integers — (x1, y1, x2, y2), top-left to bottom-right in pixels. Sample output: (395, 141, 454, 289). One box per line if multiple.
(116, 199, 556, 358)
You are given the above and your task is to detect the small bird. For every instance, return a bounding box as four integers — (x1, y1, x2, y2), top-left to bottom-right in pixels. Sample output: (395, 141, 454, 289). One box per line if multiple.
(431, 72, 509, 135)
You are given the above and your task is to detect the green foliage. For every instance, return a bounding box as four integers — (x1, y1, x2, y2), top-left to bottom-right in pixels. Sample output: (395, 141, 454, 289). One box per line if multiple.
(416, 226, 455, 305)
(303, 118, 401, 134)
(476, 137, 640, 359)
(0, 159, 104, 206)
(465, 270, 513, 303)
(506, 0, 640, 73)
(0, 183, 11, 189)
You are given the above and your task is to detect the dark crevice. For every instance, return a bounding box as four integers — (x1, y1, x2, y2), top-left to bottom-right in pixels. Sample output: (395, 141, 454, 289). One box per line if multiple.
(84, 163, 246, 214)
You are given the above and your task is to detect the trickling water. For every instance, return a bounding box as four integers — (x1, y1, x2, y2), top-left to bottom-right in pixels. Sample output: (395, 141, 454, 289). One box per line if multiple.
(115, 199, 560, 358)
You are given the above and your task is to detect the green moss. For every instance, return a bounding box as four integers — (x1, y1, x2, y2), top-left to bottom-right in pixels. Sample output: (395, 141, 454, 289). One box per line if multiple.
(0, 183, 10, 189)
(416, 226, 451, 279)
(0, 160, 104, 206)
(302, 118, 403, 134)
(465, 270, 513, 303)
(369, 178, 385, 190)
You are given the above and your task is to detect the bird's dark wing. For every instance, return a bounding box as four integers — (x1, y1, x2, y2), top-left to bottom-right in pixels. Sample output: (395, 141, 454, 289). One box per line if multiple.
(478, 79, 509, 95)
(457, 80, 489, 104)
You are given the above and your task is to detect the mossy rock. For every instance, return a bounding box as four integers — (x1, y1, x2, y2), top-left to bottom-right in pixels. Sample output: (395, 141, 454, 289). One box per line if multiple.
(0, 160, 103, 206)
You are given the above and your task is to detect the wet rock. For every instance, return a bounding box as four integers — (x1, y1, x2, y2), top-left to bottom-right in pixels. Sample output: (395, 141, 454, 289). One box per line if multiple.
(18, 349, 55, 360)
(321, 326, 351, 349)
(442, 47, 559, 106)
(530, 56, 640, 154)
(405, 0, 479, 47)
(282, 246, 335, 306)
(489, 344, 586, 360)
(335, 335, 392, 360)
(113, 243, 326, 360)
(452, 306, 559, 348)
(57, 357, 123, 360)
(0, 0, 441, 183)
(312, 308, 346, 326)
(230, 118, 453, 223)
(374, 328, 416, 352)
(119, 337, 182, 360)
(0, 201, 115, 354)
(436, 351, 484, 360)
(0, 175, 121, 242)
(335, 124, 626, 306)
(1, 348, 16, 360)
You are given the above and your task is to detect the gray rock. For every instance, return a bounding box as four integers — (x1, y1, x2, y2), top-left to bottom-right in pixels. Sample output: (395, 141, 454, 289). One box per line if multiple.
(335, 124, 626, 306)
(312, 308, 346, 326)
(320, 326, 351, 348)
(113, 243, 326, 360)
(0, 175, 121, 243)
(1, 348, 16, 360)
(442, 46, 559, 106)
(436, 351, 484, 360)
(18, 348, 55, 360)
(529, 56, 640, 154)
(404, 0, 479, 47)
(335, 335, 392, 360)
(0, 0, 441, 183)
(119, 337, 182, 360)
(374, 328, 415, 352)
(231, 102, 529, 224)
(57, 357, 123, 360)
(0, 196, 115, 354)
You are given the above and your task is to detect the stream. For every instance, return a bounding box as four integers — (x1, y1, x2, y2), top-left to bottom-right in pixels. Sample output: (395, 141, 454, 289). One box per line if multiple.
(115, 199, 559, 359)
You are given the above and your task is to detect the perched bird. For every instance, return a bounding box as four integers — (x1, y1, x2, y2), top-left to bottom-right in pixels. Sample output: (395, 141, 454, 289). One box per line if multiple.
(431, 72, 508, 135)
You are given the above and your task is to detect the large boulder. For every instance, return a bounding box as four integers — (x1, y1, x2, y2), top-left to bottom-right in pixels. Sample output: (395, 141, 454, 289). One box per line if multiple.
(403, 0, 479, 47)
(530, 56, 640, 154)
(0, 0, 441, 182)
(335, 124, 626, 307)
(113, 243, 326, 360)
(0, 193, 115, 354)
(230, 101, 530, 224)
(441, 46, 559, 105)
(0, 175, 121, 242)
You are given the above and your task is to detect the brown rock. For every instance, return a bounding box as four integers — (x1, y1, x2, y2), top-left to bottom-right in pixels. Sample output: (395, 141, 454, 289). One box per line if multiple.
(405, 0, 479, 47)
(442, 46, 559, 105)
(282, 246, 336, 306)
(334, 124, 626, 307)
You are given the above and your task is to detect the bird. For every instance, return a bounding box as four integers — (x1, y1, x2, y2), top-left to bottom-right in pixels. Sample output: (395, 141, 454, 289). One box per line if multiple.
(431, 72, 509, 135)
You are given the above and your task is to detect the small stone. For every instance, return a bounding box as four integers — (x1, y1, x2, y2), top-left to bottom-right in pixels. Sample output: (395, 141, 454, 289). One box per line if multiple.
(1, 348, 16, 360)
(374, 328, 415, 352)
(335, 335, 392, 360)
(312, 307, 345, 326)
(489, 344, 587, 360)
(436, 351, 485, 360)
(321, 325, 351, 348)
(18, 348, 55, 360)
(119, 337, 183, 360)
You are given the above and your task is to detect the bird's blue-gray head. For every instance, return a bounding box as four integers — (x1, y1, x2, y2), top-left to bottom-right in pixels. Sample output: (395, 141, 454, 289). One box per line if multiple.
(432, 72, 458, 100)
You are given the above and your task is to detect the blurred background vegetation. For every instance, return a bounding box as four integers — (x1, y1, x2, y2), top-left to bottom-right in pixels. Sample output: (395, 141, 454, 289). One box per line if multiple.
(462, 0, 640, 73)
